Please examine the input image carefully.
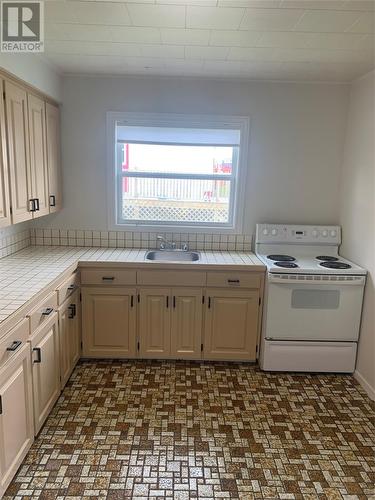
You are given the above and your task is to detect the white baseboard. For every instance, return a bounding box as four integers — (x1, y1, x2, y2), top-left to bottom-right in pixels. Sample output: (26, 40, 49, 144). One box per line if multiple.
(354, 370, 375, 401)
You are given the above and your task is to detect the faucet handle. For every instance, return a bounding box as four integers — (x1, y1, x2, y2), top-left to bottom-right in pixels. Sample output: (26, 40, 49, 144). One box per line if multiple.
(181, 243, 189, 251)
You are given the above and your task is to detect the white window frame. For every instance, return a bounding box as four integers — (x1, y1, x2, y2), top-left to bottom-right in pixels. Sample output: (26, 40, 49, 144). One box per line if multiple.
(106, 112, 250, 234)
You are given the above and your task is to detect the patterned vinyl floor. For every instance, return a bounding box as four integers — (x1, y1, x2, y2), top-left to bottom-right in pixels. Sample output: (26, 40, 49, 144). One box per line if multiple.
(5, 361, 375, 500)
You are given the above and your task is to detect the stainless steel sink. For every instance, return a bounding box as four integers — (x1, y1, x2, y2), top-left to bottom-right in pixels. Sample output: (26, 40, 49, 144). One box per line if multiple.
(145, 250, 200, 262)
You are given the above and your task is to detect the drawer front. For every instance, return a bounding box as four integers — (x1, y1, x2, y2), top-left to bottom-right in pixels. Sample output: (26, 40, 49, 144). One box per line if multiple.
(28, 292, 57, 333)
(57, 273, 80, 306)
(0, 319, 29, 370)
(81, 269, 137, 286)
(137, 270, 206, 287)
(206, 272, 261, 289)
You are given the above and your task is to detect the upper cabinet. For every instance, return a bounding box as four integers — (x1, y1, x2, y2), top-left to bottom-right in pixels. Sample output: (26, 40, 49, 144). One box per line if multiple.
(0, 81, 11, 227)
(4, 80, 32, 224)
(0, 71, 62, 227)
(28, 94, 49, 217)
(45, 103, 62, 212)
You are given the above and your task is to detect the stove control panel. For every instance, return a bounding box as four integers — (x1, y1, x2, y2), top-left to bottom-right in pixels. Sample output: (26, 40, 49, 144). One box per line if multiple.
(256, 224, 341, 245)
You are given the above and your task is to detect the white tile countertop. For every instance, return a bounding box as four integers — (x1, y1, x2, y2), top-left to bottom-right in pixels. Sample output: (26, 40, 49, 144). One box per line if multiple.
(0, 245, 265, 326)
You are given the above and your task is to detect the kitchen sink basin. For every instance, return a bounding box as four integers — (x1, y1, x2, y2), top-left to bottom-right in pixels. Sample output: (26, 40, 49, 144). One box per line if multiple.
(145, 250, 200, 262)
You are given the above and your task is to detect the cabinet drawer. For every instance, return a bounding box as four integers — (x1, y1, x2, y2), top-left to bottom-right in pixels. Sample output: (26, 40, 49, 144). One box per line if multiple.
(81, 269, 136, 286)
(0, 319, 29, 370)
(28, 292, 57, 333)
(57, 272, 80, 306)
(138, 270, 206, 287)
(206, 272, 261, 289)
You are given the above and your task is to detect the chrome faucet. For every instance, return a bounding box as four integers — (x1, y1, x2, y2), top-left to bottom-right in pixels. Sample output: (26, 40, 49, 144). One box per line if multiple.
(157, 235, 175, 250)
(156, 235, 189, 251)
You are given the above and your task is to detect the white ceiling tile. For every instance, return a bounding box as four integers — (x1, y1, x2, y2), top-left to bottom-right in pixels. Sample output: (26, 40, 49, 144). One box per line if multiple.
(110, 26, 161, 43)
(209, 30, 262, 47)
(227, 46, 277, 60)
(45, 40, 142, 57)
(293, 9, 363, 32)
(280, 1, 346, 10)
(218, 0, 281, 7)
(240, 8, 304, 30)
(46, 1, 131, 25)
(357, 34, 375, 50)
(347, 12, 375, 33)
(186, 6, 245, 29)
(185, 45, 229, 60)
(156, 0, 217, 5)
(160, 28, 210, 45)
(256, 31, 308, 48)
(139, 44, 184, 58)
(127, 4, 186, 28)
(342, 0, 375, 11)
(46, 23, 113, 41)
(302, 32, 372, 49)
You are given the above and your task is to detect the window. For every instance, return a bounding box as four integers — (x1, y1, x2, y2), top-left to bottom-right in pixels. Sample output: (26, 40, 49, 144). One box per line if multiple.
(107, 113, 249, 232)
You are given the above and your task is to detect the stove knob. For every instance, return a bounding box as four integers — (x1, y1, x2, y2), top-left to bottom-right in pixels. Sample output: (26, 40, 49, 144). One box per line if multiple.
(322, 230, 328, 237)
(262, 228, 269, 236)
(330, 230, 337, 237)
(312, 229, 319, 237)
(271, 229, 278, 236)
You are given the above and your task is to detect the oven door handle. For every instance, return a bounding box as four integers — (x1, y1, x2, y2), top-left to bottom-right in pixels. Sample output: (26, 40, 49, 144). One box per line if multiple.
(268, 274, 366, 285)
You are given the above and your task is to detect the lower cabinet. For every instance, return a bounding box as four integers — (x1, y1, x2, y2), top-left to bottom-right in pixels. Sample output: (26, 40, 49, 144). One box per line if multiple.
(204, 289, 259, 361)
(30, 313, 60, 435)
(82, 287, 136, 358)
(0, 343, 34, 498)
(59, 289, 81, 388)
(138, 288, 171, 358)
(170, 288, 203, 359)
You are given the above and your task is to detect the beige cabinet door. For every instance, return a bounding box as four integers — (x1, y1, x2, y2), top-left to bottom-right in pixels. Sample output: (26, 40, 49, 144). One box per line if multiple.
(171, 288, 203, 359)
(0, 343, 34, 498)
(58, 300, 74, 389)
(4, 80, 32, 224)
(28, 94, 49, 217)
(0, 81, 11, 228)
(69, 290, 81, 369)
(204, 289, 259, 361)
(139, 288, 171, 358)
(45, 103, 61, 212)
(30, 314, 60, 435)
(82, 287, 136, 358)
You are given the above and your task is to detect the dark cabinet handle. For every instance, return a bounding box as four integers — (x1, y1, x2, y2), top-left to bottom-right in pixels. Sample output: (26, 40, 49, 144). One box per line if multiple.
(33, 347, 42, 363)
(173, 296, 176, 308)
(228, 279, 240, 284)
(6, 340, 22, 352)
(102, 277, 115, 281)
(166, 296, 169, 308)
(42, 307, 54, 316)
(35, 198, 40, 211)
(49, 194, 56, 207)
(208, 297, 211, 309)
(29, 199, 36, 212)
(67, 284, 76, 291)
(68, 304, 76, 319)
(131, 295, 134, 308)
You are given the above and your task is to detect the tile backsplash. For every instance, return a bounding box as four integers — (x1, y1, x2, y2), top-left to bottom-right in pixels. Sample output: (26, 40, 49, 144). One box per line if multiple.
(30, 228, 252, 252)
(0, 224, 31, 258)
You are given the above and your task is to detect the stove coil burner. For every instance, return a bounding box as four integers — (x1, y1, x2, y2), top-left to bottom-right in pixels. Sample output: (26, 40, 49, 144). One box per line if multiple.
(320, 261, 351, 269)
(316, 256, 339, 261)
(274, 262, 299, 268)
(267, 254, 296, 262)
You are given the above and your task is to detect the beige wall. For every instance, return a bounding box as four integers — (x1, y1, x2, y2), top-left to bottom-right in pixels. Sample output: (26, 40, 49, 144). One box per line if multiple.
(339, 70, 375, 400)
(36, 75, 349, 234)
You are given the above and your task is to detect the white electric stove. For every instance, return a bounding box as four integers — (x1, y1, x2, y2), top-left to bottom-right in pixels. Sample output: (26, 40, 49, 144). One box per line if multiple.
(255, 224, 366, 373)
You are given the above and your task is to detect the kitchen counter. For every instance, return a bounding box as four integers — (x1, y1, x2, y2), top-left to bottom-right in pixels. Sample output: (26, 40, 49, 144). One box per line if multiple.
(0, 245, 265, 329)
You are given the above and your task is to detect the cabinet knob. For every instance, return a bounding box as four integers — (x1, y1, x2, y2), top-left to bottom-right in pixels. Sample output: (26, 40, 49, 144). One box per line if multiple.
(33, 347, 42, 363)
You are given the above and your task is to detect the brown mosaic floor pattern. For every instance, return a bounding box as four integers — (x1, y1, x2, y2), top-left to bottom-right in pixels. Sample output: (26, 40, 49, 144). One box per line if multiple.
(5, 360, 375, 500)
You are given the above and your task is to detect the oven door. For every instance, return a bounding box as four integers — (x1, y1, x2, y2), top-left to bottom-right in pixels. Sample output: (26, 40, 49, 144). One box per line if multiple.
(264, 274, 365, 342)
